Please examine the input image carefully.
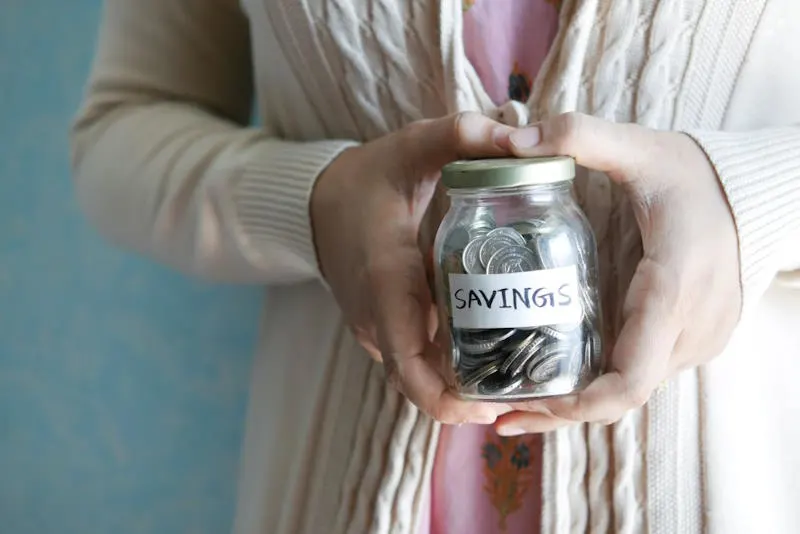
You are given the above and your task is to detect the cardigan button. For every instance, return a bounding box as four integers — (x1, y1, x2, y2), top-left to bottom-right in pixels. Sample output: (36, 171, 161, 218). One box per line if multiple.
(490, 100, 530, 127)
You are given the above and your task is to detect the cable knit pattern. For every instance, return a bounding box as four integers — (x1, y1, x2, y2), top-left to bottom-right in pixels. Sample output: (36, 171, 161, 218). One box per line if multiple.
(526, 1, 760, 532)
(71, 1, 796, 532)
(260, 2, 770, 532)
(590, 0, 638, 120)
(544, 0, 598, 116)
(676, 1, 768, 129)
(637, 0, 690, 128)
(567, 425, 589, 533)
(332, 364, 385, 534)
(586, 424, 612, 534)
(349, 380, 402, 533)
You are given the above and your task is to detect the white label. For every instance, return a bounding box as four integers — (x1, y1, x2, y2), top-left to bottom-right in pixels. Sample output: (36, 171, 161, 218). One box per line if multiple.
(449, 266, 582, 329)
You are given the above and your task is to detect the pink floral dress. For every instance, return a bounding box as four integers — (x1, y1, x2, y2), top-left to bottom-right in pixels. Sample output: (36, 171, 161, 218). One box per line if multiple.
(417, 2, 561, 533)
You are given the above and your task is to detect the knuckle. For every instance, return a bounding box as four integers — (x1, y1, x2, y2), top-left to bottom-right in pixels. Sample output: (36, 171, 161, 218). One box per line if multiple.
(364, 251, 398, 289)
(403, 118, 433, 137)
(383, 358, 402, 390)
(428, 404, 462, 425)
(451, 112, 470, 147)
(600, 415, 622, 426)
(623, 382, 652, 409)
(552, 111, 584, 153)
(397, 120, 430, 160)
(451, 111, 483, 149)
(550, 401, 584, 422)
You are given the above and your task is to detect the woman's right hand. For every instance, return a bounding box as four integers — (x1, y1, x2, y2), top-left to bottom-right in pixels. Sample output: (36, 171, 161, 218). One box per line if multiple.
(311, 112, 515, 425)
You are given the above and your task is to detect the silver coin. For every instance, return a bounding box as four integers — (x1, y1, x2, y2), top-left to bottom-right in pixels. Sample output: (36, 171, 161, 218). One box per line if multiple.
(462, 236, 488, 274)
(459, 353, 504, 371)
(511, 219, 553, 242)
(468, 227, 492, 240)
(457, 328, 516, 355)
(485, 245, 539, 274)
(538, 324, 572, 341)
(550, 319, 584, 334)
(527, 352, 570, 383)
(468, 220, 494, 240)
(478, 372, 524, 395)
(479, 228, 526, 267)
(467, 210, 496, 239)
(500, 331, 545, 375)
(508, 220, 543, 236)
(535, 229, 576, 269)
(460, 361, 500, 388)
(585, 326, 602, 370)
(579, 285, 598, 319)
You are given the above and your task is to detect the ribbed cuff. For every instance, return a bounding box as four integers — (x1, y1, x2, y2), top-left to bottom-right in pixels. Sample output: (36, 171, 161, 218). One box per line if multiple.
(231, 139, 359, 280)
(685, 128, 800, 310)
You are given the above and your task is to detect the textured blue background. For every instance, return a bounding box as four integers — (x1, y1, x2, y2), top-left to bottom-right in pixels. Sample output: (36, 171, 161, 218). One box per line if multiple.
(0, 1, 261, 532)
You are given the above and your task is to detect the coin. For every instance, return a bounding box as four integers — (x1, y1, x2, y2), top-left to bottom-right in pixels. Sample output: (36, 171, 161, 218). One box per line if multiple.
(550, 319, 583, 335)
(527, 351, 569, 383)
(538, 324, 572, 341)
(508, 220, 543, 236)
(462, 236, 487, 274)
(478, 228, 526, 267)
(579, 285, 598, 319)
(500, 331, 544, 375)
(586, 325, 602, 370)
(535, 229, 576, 269)
(460, 361, 500, 388)
(439, 209, 603, 398)
(467, 210, 496, 239)
(457, 328, 516, 355)
(468, 221, 494, 240)
(478, 372, 524, 396)
(485, 245, 539, 274)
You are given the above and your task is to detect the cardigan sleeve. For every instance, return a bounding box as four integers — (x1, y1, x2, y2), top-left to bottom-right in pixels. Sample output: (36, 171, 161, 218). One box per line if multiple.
(686, 128, 800, 310)
(69, 0, 357, 284)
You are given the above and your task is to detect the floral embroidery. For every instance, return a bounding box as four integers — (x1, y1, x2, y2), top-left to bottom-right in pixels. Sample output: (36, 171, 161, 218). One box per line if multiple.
(481, 430, 538, 531)
(463, 0, 476, 11)
(507, 61, 532, 102)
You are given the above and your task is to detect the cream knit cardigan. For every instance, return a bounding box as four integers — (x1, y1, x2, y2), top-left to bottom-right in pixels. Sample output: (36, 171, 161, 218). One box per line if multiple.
(71, 1, 800, 533)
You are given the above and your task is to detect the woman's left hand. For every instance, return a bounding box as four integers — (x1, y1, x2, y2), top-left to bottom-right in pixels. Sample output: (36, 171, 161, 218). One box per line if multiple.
(494, 113, 742, 435)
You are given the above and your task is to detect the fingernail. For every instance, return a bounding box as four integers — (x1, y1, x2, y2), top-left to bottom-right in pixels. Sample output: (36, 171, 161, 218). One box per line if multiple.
(496, 426, 526, 437)
(492, 126, 512, 149)
(509, 126, 541, 149)
(470, 412, 498, 425)
(495, 404, 514, 416)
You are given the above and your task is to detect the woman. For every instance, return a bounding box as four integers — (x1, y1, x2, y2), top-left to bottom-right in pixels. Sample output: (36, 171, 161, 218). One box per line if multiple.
(71, 0, 800, 532)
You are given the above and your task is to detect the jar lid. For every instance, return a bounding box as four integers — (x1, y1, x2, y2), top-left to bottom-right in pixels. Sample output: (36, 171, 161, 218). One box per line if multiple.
(441, 157, 575, 190)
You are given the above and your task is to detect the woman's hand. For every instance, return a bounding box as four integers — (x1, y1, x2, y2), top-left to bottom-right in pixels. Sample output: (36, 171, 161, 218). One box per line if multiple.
(494, 112, 742, 435)
(311, 112, 515, 425)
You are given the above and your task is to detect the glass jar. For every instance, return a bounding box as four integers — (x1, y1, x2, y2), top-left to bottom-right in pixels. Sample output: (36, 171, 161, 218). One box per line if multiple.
(433, 157, 603, 401)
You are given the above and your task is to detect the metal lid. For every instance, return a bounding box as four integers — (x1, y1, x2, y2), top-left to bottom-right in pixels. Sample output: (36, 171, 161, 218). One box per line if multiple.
(441, 157, 575, 190)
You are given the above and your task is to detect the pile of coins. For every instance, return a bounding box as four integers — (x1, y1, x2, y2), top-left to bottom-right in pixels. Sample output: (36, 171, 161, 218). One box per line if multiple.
(441, 208, 602, 399)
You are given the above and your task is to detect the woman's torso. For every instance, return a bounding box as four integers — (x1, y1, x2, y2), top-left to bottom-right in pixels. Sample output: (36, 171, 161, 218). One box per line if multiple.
(233, 2, 800, 533)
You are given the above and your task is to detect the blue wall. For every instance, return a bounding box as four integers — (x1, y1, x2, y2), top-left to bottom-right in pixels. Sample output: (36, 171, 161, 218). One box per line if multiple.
(0, 2, 261, 532)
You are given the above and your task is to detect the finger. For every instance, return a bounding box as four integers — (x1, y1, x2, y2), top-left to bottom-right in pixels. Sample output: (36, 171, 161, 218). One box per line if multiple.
(508, 112, 658, 186)
(494, 410, 575, 436)
(406, 112, 515, 171)
(500, 282, 679, 427)
(370, 244, 502, 425)
(351, 325, 383, 362)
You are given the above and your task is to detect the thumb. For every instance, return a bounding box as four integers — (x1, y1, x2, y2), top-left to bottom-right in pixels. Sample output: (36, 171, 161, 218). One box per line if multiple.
(508, 112, 656, 185)
(405, 112, 515, 171)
